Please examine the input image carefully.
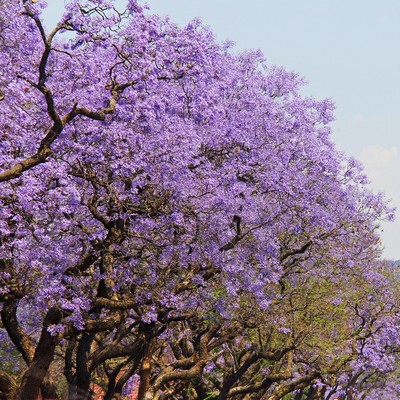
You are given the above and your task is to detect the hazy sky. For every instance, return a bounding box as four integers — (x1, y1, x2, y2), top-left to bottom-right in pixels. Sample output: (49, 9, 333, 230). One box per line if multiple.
(42, 1, 400, 259)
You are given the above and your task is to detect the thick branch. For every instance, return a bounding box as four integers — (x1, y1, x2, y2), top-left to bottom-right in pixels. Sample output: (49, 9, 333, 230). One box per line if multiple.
(1, 300, 35, 364)
(19, 307, 63, 400)
(84, 311, 124, 333)
(93, 297, 137, 310)
(0, 71, 136, 183)
(218, 353, 262, 399)
(89, 340, 142, 372)
(0, 371, 17, 400)
(0, 148, 52, 182)
(280, 241, 312, 262)
(149, 324, 220, 394)
(266, 372, 320, 400)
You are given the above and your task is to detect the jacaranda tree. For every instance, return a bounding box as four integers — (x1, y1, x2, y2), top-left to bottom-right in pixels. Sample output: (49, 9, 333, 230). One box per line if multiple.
(0, 1, 397, 399)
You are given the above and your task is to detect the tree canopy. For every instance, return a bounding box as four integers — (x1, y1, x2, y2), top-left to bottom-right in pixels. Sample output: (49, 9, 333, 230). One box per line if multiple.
(0, 1, 398, 399)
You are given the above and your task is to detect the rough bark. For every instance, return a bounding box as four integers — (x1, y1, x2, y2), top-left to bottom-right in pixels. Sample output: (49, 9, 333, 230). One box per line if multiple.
(0, 371, 17, 400)
(1, 300, 35, 364)
(138, 334, 155, 400)
(75, 332, 95, 400)
(18, 308, 62, 400)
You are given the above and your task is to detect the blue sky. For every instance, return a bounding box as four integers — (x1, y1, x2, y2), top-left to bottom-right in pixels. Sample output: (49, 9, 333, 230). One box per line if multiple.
(42, 1, 400, 259)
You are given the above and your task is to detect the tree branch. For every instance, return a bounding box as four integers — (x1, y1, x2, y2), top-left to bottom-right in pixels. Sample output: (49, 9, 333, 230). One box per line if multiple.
(0, 300, 35, 364)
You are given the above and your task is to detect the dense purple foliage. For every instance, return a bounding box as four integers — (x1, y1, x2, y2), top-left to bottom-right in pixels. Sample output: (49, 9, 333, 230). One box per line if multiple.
(0, 1, 399, 399)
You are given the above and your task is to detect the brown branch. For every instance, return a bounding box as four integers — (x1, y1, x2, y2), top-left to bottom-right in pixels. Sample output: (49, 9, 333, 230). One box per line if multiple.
(89, 340, 142, 373)
(0, 300, 35, 364)
(225, 350, 296, 397)
(218, 353, 263, 399)
(0, 371, 17, 400)
(280, 241, 312, 262)
(0, 84, 135, 183)
(0, 42, 136, 185)
(266, 372, 320, 400)
(0, 148, 53, 182)
(63, 253, 99, 277)
(19, 307, 64, 400)
(84, 311, 124, 333)
(149, 324, 220, 395)
(93, 297, 137, 310)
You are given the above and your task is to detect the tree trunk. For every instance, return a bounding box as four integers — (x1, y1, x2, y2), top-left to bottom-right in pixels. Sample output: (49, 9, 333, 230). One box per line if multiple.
(0, 371, 17, 400)
(41, 373, 59, 399)
(75, 332, 95, 400)
(1, 300, 35, 364)
(138, 333, 155, 400)
(18, 308, 62, 400)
